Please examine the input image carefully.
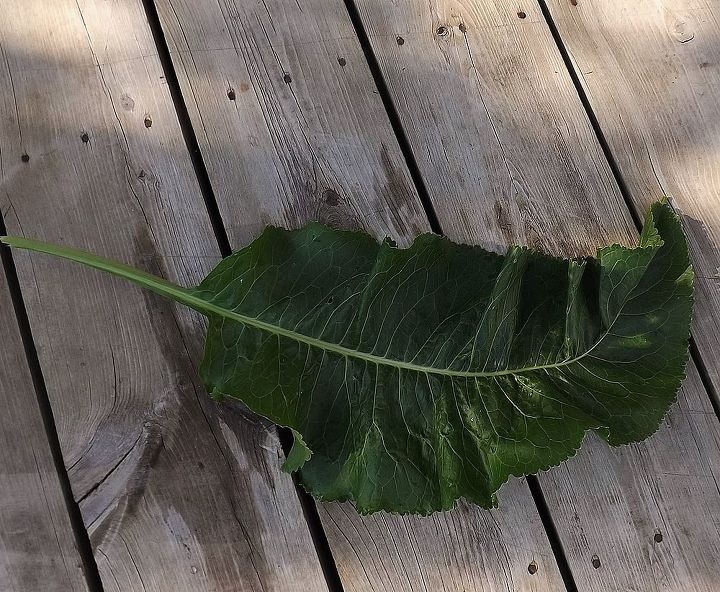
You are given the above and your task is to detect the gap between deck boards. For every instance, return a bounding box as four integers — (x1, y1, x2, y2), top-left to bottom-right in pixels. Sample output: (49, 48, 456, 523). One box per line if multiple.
(125, 0, 653, 589)
(140, 1, 346, 590)
(0, 216, 104, 591)
(536, 0, 720, 424)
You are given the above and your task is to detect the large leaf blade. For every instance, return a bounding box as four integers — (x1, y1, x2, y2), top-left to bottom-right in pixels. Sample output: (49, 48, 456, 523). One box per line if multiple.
(1, 200, 693, 514)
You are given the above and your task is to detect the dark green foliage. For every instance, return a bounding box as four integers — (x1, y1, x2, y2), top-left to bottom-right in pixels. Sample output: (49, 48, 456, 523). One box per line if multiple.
(1, 201, 693, 514)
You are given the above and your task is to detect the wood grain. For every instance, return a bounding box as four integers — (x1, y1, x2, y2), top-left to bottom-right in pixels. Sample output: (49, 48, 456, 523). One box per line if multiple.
(0, 1, 327, 590)
(351, 0, 720, 589)
(321, 479, 561, 592)
(541, 361, 720, 592)
(154, 0, 565, 589)
(353, 0, 636, 255)
(546, 0, 720, 394)
(542, 1, 720, 588)
(0, 263, 89, 592)
(157, 0, 428, 246)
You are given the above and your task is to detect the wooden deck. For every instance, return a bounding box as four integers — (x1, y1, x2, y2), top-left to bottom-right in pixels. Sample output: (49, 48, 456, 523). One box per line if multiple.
(1, 1, 719, 590)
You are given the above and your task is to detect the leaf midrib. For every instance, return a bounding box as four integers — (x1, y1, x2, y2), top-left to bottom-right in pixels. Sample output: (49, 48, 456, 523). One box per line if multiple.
(0, 235, 609, 380)
(193, 289, 603, 377)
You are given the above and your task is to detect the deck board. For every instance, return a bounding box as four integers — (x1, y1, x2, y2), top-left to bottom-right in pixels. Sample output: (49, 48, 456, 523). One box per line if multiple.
(540, 362, 720, 592)
(0, 1, 327, 590)
(2, 0, 719, 590)
(350, 0, 720, 589)
(540, 1, 720, 588)
(152, 0, 566, 589)
(544, 0, 720, 402)
(320, 481, 561, 592)
(0, 262, 90, 592)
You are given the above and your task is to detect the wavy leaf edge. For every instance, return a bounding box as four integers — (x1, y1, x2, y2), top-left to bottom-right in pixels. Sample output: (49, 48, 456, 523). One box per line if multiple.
(0, 199, 693, 515)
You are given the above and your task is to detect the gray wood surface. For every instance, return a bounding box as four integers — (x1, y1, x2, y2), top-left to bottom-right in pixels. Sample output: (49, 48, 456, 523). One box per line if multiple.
(321, 479, 561, 592)
(351, 0, 720, 589)
(154, 0, 566, 590)
(4, 0, 718, 590)
(0, 266, 89, 592)
(546, 2, 720, 588)
(0, 1, 327, 590)
(353, 0, 635, 251)
(541, 362, 720, 592)
(156, 0, 426, 246)
(545, 0, 720, 396)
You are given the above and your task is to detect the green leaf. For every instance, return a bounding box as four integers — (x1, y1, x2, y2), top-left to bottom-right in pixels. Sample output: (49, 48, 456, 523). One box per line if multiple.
(0, 200, 693, 514)
(282, 429, 313, 472)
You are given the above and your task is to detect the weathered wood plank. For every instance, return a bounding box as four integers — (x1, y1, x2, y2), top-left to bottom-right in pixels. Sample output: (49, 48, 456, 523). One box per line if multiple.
(321, 480, 560, 592)
(0, 261, 89, 592)
(540, 361, 720, 592)
(544, 1, 720, 588)
(354, 0, 635, 252)
(350, 0, 720, 589)
(0, 1, 327, 590)
(156, 0, 426, 246)
(154, 0, 566, 589)
(544, 0, 720, 398)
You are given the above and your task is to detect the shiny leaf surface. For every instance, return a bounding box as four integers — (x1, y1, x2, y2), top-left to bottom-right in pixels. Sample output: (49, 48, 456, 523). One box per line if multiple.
(1, 200, 693, 514)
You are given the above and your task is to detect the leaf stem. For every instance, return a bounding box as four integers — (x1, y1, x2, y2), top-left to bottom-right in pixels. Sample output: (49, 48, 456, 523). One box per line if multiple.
(0, 235, 197, 309)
